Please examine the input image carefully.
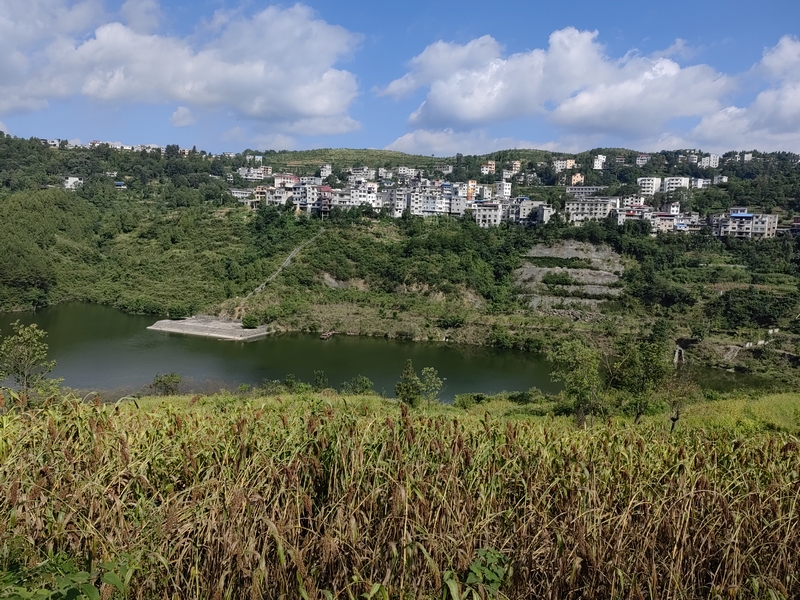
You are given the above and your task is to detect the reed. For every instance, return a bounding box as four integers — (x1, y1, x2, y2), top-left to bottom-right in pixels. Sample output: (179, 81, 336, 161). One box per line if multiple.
(1, 393, 798, 599)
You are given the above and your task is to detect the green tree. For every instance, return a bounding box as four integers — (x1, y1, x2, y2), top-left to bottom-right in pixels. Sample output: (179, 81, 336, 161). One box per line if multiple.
(395, 359, 422, 407)
(611, 326, 673, 423)
(0, 321, 56, 394)
(420, 366, 444, 406)
(547, 339, 604, 427)
(150, 372, 181, 396)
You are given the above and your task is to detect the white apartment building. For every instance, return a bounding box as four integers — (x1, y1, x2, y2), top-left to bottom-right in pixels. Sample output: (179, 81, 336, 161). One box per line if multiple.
(553, 158, 576, 173)
(397, 166, 418, 177)
(662, 177, 691, 194)
(378, 168, 393, 179)
(692, 178, 712, 189)
(564, 197, 620, 225)
(637, 177, 662, 196)
(480, 160, 496, 175)
(699, 154, 720, 169)
(471, 202, 503, 228)
(502, 170, 515, 180)
(475, 185, 493, 200)
(273, 174, 300, 188)
(510, 160, 521, 174)
(711, 208, 779, 239)
(319, 164, 332, 178)
(63, 176, 84, 189)
(495, 181, 512, 199)
(300, 176, 323, 186)
(713, 175, 729, 185)
(237, 166, 272, 181)
(636, 154, 651, 167)
(593, 155, 607, 170)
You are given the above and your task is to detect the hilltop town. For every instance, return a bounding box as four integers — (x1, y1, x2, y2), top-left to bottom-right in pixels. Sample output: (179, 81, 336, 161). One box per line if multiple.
(49, 138, 800, 239)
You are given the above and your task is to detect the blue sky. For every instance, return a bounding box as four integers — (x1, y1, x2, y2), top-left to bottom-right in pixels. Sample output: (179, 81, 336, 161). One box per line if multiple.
(1, 0, 799, 155)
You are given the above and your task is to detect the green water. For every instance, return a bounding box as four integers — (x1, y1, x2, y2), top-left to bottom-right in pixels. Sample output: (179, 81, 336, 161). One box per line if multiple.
(0, 303, 558, 399)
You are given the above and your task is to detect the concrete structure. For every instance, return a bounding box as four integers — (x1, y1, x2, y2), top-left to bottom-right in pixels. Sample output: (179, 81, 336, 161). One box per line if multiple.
(63, 176, 84, 190)
(570, 173, 585, 186)
(710, 207, 779, 239)
(636, 154, 651, 166)
(637, 177, 662, 196)
(148, 316, 272, 341)
(565, 197, 620, 225)
(567, 185, 608, 198)
(319, 164, 332, 178)
(553, 158, 576, 173)
(700, 154, 720, 168)
(662, 177, 691, 194)
(471, 202, 503, 228)
(593, 155, 607, 170)
(495, 181, 512, 199)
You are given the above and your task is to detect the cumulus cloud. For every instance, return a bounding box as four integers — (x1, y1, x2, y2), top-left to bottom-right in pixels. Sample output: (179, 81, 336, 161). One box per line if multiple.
(120, 0, 161, 33)
(384, 28, 732, 138)
(0, 2, 362, 136)
(170, 106, 195, 127)
(684, 35, 800, 152)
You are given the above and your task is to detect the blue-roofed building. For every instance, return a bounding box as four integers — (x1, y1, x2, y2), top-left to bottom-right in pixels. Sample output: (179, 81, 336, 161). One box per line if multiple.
(710, 207, 778, 238)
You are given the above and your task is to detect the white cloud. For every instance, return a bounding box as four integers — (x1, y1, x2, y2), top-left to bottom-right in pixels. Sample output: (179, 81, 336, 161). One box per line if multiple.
(378, 35, 502, 99)
(683, 35, 800, 152)
(170, 106, 195, 127)
(385, 28, 733, 140)
(0, 3, 362, 136)
(120, 0, 161, 33)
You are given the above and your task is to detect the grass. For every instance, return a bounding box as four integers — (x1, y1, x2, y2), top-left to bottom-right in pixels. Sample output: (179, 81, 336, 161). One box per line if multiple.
(1, 391, 799, 598)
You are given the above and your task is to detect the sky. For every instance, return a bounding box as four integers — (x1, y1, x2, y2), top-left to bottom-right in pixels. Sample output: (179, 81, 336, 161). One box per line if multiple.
(1, 0, 800, 156)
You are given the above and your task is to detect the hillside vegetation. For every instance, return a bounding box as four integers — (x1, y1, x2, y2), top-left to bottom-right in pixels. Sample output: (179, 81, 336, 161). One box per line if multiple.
(0, 392, 798, 598)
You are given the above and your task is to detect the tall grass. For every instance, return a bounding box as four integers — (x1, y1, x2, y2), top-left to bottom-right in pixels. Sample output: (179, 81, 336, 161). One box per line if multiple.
(1, 393, 799, 598)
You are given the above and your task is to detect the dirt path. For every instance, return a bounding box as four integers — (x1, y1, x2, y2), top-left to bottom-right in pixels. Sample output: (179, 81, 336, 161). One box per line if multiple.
(245, 229, 324, 300)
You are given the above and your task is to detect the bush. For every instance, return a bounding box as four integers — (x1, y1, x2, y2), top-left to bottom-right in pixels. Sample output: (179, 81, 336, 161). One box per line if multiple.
(241, 314, 260, 329)
(150, 372, 181, 396)
(340, 375, 374, 395)
(542, 272, 576, 286)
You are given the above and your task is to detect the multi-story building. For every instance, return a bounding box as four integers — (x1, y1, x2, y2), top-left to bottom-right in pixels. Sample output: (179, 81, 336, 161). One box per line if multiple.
(566, 185, 608, 198)
(593, 155, 607, 170)
(319, 164, 332, 178)
(699, 154, 720, 169)
(273, 173, 300, 188)
(63, 176, 84, 190)
(637, 177, 662, 196)
(553, 158, 576, 173)
(570, 173, 585, 186)
(471, 202, 503, 228)
(480, 160, 496, 175)
(710, 207, 779, 239)
(790, 216, 800, 238)
(713, 175, 729, 185)
(661, 177, 691, 194)
(495, 181, 512, 199)
(636, 154, 651, 166)
(564, 197, 620, 225)
(692, 178, 712, 189)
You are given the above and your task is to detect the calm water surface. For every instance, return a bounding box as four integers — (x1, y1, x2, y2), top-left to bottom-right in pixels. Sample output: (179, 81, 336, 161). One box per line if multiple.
(0, 303, 557, 399)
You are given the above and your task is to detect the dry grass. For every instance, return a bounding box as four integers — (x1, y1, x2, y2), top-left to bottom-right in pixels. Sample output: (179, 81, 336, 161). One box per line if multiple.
(1, 393, 799, 598)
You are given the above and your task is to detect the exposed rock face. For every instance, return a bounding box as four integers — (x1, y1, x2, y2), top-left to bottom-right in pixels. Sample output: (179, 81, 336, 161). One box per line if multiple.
(514, 241, 625, 313)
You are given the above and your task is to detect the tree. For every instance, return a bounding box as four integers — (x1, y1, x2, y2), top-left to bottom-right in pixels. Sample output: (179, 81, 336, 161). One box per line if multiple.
(420, 367, 444, 406)
(150, 372, 181, 396)
(0, 321, 56, 394)
(395, 359, 422, 407)
(610, 323, 673, 423)
(547, 339, 604, 427)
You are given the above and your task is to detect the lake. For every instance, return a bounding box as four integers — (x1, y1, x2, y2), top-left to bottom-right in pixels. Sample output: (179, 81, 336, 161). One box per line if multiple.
(0, 303, 557, 400)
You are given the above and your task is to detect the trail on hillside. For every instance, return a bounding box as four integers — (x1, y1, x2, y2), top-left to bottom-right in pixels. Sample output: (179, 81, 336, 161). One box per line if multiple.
(245, 228, 324, 300)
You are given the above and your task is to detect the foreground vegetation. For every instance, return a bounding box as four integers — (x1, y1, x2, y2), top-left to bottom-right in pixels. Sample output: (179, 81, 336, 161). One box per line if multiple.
(0, 391, 798, 598)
